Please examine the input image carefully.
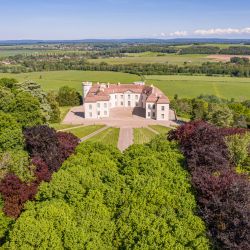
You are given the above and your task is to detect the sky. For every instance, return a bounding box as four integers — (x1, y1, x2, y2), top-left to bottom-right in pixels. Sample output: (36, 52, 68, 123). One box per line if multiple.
(1, 0, 250, 40)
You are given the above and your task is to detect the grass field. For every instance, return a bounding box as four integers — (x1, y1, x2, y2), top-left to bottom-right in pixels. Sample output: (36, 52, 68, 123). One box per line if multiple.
(89, 53, 210, 65)
(133, 127, 157, 144)
(0, 71, 141, 92)
(148, 125, 171, 134)
(64, 125, 105, 138)
(1, 70, 250, 100)
(86, 127, 120, 147)
(145, 75, 250, 100)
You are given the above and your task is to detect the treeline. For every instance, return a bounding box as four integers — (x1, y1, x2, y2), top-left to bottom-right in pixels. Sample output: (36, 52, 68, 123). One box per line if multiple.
(169, 121, 250, 249)
(171, 95, 250, 128)
(114, 45, 179, 53)
(2, 58, 250, 77)
(180, 45, 250, 55)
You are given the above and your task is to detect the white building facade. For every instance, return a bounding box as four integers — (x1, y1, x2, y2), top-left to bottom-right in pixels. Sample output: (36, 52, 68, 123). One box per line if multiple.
(83, 81, 170, 121)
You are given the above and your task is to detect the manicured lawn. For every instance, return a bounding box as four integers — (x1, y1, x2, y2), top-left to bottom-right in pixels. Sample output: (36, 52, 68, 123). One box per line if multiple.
(86, 127, 120, 147)
(145, 75, 250, 100)
(50, 124, 80, 130)
(149, 125, 171, 134)
(0, 71, 141, 92)
(64, 125, 105, 138)
(133, 127, 157, 144)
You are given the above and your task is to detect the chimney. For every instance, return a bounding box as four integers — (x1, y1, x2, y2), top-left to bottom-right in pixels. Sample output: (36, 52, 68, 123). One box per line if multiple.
(117, 82, 120, 86)
(151, 84, 154, 94)
(107, 82, 110, 88)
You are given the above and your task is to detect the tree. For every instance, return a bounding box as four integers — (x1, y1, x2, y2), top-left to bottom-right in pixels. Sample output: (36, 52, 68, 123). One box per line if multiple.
(57, 86, 81, 106)
(207, 104, 234, 127)
(191, 99, 208, 120)
(0, 112, 24, 153)
(12, 92, 45, 127)
(47, 91, 61, 123)
(225, 132, 250, 167)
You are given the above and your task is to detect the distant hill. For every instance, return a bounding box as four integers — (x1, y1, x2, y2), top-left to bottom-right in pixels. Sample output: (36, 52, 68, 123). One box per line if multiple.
(1, 38, 250, 45)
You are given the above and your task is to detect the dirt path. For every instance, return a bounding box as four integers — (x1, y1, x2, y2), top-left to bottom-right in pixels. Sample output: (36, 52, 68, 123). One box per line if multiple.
(80, 126, 109, 142)
(118, 127, 133, 151)
(147, 126, 159, 135)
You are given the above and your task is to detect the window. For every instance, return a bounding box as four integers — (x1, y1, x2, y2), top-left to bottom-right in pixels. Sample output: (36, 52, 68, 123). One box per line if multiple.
(104, 111, 107, 115)
(121, 101, 124, 106)
(115, 95, 117, 99)
(152, 104, 156, 109)
(97, 103, 100, 108)
(89, 104, 92, 110)
(161, 106, 165, 111)
(136, 102, 139, 106)
(97, 111, 100, 116)
(121, 95, 124, 98)
(104, 103, 107, 108)
(135, 95, 139, 100)
(148, 104, 151, 109)
(89, 112, 92, 117)
(153, 112, 155, 117)
(128, 101, 131, 107)
(161, 114, 165, 119)
(148, 112, 151, 117)
(128, 94, 131, 100)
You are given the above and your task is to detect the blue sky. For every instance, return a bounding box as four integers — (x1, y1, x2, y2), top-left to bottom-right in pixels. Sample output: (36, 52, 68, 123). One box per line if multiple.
(1, 0, 250, 39)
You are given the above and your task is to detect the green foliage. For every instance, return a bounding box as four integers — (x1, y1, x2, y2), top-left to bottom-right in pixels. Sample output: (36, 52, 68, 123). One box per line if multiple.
(0, 112, 24, 153)
(4, 140, 210, 249)
(0, 150, 33, 181)
(207, 104, 234, 127)
(0, 196, 13, 244)
(12, 91, 45, 127)
(15, 81, 53, 122)
(57, 86, 81, 107)
(47, 92, 61, 123)
(0, 87, 15, 112)
(225, 132, 250, 167)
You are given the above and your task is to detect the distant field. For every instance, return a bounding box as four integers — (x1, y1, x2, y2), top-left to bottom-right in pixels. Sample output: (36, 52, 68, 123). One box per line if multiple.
(86, 127, 120, 147)
(1, 70, 250, 100)
(145, 75, 250, 100)
(0, 71, 141, 92)
(89, 53, 210, 65)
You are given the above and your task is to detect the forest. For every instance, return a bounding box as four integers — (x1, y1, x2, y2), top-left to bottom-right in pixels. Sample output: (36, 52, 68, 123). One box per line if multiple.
(0, 76, 249, 249)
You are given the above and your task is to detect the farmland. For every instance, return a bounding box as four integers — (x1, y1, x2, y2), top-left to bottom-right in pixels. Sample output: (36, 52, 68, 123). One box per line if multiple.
(89, 52, 211, 65)
(145, 75, 250, 100)
(0, 71, 141, 92)
(1, 70, 250, 100)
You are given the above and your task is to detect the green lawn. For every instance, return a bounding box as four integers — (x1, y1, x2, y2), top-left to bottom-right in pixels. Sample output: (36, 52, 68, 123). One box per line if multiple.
(0, 71, 141, 92)
(64, 125, 105, 138)
(133, 127, 157, 144)
(50, 124, 80, 130)
(145, 75, 250, 100)
(149, 125, 171, 134)
(86, 127, 120, 147)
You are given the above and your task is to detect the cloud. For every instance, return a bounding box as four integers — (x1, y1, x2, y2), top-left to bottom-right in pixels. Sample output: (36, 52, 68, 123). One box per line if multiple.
(160, 31, 188, 37)
(194, 27, 250, 36)
(169, 31, 188, 37)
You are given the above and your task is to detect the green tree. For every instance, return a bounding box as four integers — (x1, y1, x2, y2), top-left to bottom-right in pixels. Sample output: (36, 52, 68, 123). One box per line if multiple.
(0, 112, 24, 153)
(57, 86, 81, 107)
(207, 104, 234, 127)
(191, 99, 208, 120)
(225, 132, 250, 167)
(12, 92, 45, 127)
(47, 92, 61, 123)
